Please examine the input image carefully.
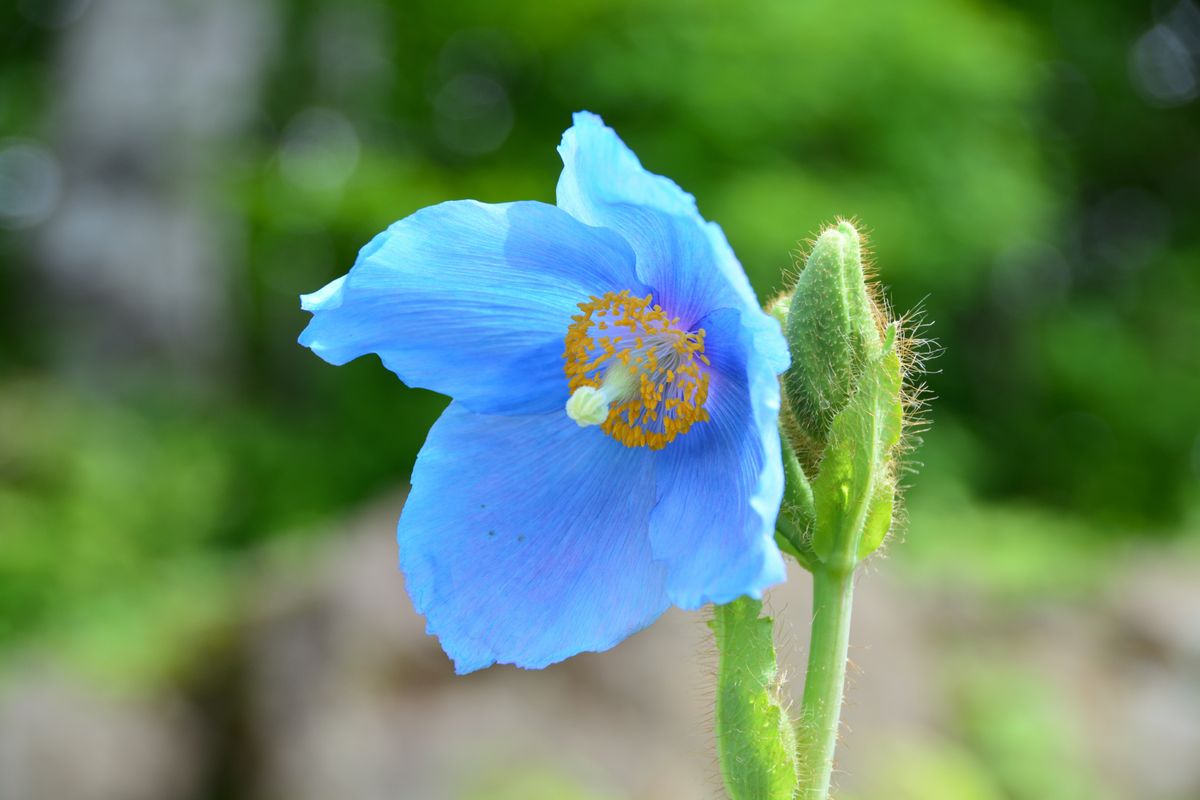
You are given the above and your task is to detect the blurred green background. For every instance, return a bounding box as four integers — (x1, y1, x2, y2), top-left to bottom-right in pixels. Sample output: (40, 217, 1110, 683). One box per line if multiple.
(1, 0, 1198, 798)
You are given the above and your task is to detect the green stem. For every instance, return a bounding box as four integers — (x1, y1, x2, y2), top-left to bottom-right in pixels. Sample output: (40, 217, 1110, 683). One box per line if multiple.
(711, 599, 799, 800)
(797, 566, 855, 799)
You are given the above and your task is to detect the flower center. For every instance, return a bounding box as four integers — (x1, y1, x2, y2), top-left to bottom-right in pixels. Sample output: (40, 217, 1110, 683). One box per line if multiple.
(562, 290, 710, 449)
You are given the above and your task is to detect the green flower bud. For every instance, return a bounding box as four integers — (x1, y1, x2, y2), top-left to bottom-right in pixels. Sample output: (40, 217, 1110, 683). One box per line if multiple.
(783, 220, 883, 444)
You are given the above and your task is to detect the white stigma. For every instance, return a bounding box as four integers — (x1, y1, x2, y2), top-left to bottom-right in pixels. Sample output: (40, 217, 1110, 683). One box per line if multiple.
(565, 365, 637, 428)
(566, 386, 609, 427)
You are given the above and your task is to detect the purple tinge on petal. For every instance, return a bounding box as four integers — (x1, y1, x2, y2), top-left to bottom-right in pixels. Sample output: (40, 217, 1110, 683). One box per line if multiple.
(398, 402, 666, 673)
(646, 307, 787, 609)
(556, 111, 779, 342)
(554, 112, 790, 607)
(298, 199, 641, 416)
(301, 113, 794, 675)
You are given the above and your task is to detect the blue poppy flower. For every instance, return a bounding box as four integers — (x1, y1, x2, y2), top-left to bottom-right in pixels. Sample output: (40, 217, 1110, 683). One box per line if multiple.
(299, 112, 790, 673)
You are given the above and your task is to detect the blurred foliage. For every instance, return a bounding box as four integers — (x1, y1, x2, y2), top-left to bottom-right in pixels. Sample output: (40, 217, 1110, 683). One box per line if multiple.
(951, 664, 1115, 800)
(0, 376, 444, 660)
(896, 417, 1124, 599)
(0, 0, 1197, 686)
(844, 740, 1006, 800)
(462, 764, 620, 800)
(842, 663, 1117, 800)
(0, 3, 1197, 799)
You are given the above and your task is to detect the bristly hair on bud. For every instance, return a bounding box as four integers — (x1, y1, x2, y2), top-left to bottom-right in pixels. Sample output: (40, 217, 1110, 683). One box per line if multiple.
(781, 219, 885, 453)
(878, 297, 940, 553)
(773, 218, 932, 562)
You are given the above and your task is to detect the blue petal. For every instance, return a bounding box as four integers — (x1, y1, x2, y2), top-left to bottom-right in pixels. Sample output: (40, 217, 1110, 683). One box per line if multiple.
(647, 308, 788, 608)
(399, 403, 667, 673)
(557, 112, 778, 347)
(299, 200, 643, 415)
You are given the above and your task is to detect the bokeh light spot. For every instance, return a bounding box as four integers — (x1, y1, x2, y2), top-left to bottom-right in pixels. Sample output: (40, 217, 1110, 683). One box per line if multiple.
(278, 108, 361, 195)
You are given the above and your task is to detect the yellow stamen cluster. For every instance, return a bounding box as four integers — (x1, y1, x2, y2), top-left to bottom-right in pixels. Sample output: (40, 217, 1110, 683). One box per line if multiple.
(563, 290, 711, 450)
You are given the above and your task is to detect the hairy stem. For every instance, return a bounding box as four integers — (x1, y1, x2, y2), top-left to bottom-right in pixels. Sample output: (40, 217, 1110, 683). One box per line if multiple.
(711, 598, 799, 800)
(797, 566, 855, 799)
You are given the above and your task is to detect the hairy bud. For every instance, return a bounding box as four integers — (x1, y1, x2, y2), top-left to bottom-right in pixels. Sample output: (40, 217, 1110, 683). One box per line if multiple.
(783, 220, 882, 444)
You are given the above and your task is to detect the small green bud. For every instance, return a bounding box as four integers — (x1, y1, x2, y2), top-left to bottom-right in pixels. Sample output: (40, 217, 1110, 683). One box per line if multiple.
(783, 220, 882, 444)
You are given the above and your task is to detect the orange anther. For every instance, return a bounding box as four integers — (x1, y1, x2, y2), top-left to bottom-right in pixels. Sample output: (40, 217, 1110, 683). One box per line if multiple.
(563, 289, 711, 450)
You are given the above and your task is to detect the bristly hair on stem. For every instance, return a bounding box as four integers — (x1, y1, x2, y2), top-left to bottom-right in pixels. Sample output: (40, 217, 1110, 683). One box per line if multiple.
(771, 217, 934, 800)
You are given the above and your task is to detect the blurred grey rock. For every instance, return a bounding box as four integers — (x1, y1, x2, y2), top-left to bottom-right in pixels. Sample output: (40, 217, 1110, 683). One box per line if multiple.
(1098, 555, 1200, 796)
(0, 663, 201, 800)
(244, 495, 721, 800)
(35, 0, 280, 375)
(1111, 555, 1200, 660)
(2, 495, 1199, 800)
(1106, 662, 1200, 798)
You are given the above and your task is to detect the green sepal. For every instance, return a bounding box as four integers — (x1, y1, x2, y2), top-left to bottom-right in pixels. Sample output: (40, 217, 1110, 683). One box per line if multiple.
(809, 328, 903, 570)
(710, 598, 799, 800)
(856, 475, 896, 561)
(777, 525, 816, 575)
(775, 430, 818, 571)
